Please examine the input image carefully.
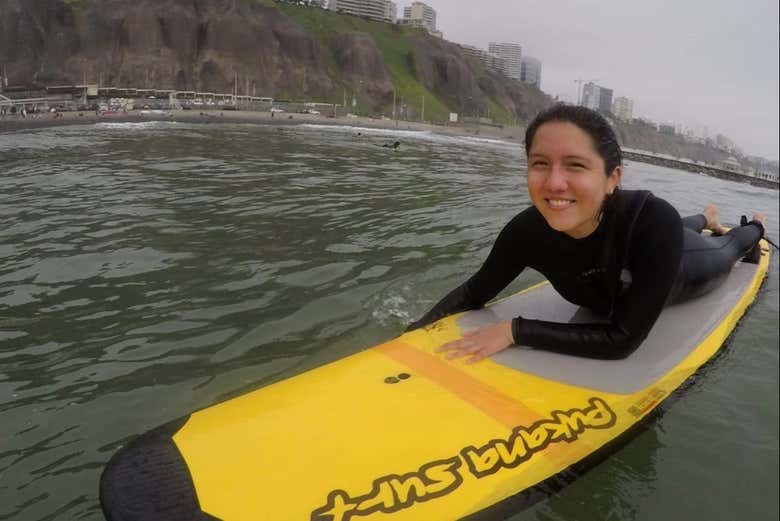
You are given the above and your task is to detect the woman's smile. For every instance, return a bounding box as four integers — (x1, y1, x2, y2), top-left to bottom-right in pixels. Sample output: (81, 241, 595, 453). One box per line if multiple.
(527, 121, 621, 239)
(545, 198, 576, 209)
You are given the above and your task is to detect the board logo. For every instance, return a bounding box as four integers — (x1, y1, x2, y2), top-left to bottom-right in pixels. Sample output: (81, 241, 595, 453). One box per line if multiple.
(627, 388, 665, 418)
(311, 397, 616, 521)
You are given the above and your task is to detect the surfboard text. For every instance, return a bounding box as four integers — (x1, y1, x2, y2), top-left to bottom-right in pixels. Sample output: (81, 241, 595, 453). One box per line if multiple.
(311, 457, 462, 521)
(461, 397, 616, 478)
(311, 397, 616, 521)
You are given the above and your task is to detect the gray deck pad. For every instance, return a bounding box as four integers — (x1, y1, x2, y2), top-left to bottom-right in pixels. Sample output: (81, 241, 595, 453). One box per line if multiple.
(457, 261, 759, 394)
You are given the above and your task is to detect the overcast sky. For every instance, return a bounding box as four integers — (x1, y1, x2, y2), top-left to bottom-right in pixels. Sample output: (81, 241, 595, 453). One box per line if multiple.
(417, 0, 779, 160)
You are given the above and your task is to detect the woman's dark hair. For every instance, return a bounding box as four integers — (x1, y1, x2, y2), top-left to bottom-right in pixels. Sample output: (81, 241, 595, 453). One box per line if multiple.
(524, 104, 622, 176)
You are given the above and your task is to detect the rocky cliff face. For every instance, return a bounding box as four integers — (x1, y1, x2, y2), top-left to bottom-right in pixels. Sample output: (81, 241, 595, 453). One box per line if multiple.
(0, 0, 552, 122)
(410, 35, 550, 123)
(613, 119, 735, 165)
(1, 0, 765, 168)
(1, 0, 337, 96)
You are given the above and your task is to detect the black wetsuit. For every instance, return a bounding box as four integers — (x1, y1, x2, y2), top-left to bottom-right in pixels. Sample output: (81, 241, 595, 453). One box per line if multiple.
(407, 190, 763, 360)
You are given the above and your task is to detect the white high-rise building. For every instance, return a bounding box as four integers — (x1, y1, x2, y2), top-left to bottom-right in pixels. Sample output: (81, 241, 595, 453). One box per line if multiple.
(582, 82, 600, 111)
(329, 0, 397, 23)
(612, 96, 633, 121)
(401, 2, 436, 33)
(582, 82, 613, 114)
(458, 44, 506, 73)
(520, 56, 541, 88)
(488, 42, 523, 81)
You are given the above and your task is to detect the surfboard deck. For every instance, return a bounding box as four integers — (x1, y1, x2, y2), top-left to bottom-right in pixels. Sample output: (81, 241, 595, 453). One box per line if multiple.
(99, 240, 770, 521)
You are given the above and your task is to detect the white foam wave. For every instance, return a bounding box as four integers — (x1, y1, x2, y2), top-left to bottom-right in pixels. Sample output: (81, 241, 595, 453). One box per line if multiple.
(297, 123, 521, 150)
(94, 121, 180, 130)
(299, 123, 433, 139)
(370, 293, 413, 327)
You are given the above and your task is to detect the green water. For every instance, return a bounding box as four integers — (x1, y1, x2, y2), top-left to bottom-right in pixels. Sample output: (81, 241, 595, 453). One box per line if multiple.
(0, 122, 777, 521)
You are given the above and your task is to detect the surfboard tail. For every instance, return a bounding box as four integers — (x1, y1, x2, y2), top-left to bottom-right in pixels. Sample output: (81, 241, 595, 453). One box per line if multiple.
(99, 416, 222, 521)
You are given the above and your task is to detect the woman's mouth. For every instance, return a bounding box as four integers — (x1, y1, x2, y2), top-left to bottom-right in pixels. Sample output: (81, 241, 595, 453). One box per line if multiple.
(546, 198, 575, 209)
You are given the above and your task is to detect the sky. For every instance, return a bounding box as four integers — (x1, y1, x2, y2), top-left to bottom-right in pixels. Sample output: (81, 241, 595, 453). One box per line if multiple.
(416, 0, 779, 161)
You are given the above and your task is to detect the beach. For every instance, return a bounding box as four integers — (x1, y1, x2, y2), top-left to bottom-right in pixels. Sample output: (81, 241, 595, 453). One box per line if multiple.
(0, 109, 527, 143)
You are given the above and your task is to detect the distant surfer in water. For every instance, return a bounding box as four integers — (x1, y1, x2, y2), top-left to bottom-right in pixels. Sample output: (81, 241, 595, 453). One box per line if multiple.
(407, 104, 765, 361)
(377, 140, 400, 149)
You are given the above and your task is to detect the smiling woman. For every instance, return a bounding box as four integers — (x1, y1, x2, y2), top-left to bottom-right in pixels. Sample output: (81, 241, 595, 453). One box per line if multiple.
(526, 121, 621, 239)
(406, 104, 766, 361)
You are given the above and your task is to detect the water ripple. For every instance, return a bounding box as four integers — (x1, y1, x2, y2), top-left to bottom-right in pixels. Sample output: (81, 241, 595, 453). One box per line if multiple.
(0, 121, 776, 521)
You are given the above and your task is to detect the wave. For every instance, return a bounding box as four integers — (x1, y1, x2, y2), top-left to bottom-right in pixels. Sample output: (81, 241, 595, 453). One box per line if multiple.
(94, 121, 181, 130)
(297, 123, 520, 150)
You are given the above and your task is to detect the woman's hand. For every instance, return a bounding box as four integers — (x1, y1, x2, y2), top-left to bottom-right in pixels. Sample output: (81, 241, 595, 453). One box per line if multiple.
(436, 321, 514, 364)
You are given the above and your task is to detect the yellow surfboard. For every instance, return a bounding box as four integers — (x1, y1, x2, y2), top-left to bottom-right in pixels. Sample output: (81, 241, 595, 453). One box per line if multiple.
(100, 240, 769, 521)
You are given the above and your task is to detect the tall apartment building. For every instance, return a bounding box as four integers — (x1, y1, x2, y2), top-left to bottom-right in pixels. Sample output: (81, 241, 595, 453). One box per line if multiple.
(488, 42, 523, 81)
(598, 87, 613, 115)
(612, 96, 633, 121)
(520, 56, 541, 88)
(581, 82, 613, 114)
(329, 0, 397, 23)
(458, 44, 506, 74)
(401, 2, 436, 32)
(581, 82, 599, 110)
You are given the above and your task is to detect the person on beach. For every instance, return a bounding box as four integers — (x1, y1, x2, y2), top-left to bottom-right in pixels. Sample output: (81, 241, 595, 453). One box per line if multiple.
(406, 104, 765, 362)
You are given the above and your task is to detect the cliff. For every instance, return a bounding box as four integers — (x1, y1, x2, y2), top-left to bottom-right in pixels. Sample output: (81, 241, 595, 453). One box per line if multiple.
(1, 0, 772, 172)
(0, 0, 552, 124)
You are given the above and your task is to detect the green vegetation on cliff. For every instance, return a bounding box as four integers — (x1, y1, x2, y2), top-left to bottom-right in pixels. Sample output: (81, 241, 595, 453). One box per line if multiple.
(2, 0, 549, 126)
(270, 2, 451, 121)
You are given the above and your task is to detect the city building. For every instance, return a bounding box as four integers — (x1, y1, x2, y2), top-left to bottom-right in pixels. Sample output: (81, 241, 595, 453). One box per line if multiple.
(634, 116, 657, 129)
(715, 133, 737, 152)
(598, 87, 613, 115)
(401, 2, 436, 33)
(681, 126, 705, 144)
(658, 123, 676, 135)
(581, 82, 613, 114)
(612, 96, 633, 121)
(719, 156, 743, 173)
(329, 0, 397, 23)
(520, 56, 541, 88)
(488, 42, 523, 81)
(458, 44, 506, 73)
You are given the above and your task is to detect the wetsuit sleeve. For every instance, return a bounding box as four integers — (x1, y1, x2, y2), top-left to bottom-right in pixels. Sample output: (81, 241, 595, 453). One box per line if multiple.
(405, 211, 531, 331)
(512, 198, 683, 359)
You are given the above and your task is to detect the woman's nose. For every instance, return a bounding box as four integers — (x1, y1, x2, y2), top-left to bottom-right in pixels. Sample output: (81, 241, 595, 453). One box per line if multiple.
(545, 164, 568, 190)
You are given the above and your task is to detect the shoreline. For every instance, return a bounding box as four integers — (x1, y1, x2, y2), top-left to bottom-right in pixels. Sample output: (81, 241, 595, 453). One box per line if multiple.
(2, 110, 777, 190)
(0, 109, 526, 143)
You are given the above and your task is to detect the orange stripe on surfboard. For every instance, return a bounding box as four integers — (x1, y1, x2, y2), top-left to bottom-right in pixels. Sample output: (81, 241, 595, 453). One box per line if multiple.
(376, 340, 541, 429)
(376, 339, 595, 465)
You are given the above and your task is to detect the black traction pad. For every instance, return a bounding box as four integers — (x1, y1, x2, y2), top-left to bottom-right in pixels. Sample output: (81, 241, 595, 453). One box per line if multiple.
(100, 416, 222, 521)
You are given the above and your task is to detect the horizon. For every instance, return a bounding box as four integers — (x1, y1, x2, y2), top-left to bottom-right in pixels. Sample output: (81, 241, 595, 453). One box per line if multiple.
(415, 0, 779, 162)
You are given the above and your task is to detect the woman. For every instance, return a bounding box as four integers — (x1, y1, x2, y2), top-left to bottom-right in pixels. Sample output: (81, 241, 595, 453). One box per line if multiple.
(406, 104, 765, 362)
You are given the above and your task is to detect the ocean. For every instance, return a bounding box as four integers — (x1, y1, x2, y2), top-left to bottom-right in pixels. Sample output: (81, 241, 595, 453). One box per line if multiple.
(1, 121, 777, 521)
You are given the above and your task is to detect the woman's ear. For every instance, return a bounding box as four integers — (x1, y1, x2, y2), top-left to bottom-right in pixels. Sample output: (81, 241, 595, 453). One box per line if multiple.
(608, 166, 623, 194)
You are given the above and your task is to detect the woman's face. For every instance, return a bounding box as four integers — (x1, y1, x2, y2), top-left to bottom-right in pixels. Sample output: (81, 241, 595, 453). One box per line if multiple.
(526, 121, 621, 239)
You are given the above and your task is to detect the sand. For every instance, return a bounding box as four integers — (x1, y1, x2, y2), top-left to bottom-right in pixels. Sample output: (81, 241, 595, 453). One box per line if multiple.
(0, 109, 527, 145)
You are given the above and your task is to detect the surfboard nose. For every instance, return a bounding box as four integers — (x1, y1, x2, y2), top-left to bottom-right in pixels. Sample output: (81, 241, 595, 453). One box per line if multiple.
(99, 416, 221, 521)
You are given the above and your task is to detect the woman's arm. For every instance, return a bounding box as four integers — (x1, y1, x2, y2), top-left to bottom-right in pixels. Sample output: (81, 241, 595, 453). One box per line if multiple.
(405, 210, 533, 332)
(513, 198, 683, 359)
(440, 197, 683, 361)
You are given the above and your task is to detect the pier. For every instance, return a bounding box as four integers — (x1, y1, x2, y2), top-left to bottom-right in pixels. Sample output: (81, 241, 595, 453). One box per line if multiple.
(623, 148, 779, 190)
